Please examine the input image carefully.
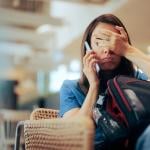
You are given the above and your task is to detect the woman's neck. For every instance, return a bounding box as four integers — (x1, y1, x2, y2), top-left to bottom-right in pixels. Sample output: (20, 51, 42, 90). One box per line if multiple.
(100, 69, 118, 80)
(99, 69, 119, 94)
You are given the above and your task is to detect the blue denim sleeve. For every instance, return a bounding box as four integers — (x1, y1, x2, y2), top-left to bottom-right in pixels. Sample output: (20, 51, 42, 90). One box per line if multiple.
(134, 68, 149, 80)
(59, 80, 80, 117)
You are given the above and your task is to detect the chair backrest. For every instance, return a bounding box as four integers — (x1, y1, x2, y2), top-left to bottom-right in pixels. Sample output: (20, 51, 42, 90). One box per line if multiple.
(30, 108, 59, 120)
(24, 116, 94, 150)
(0, 109, 30, 149)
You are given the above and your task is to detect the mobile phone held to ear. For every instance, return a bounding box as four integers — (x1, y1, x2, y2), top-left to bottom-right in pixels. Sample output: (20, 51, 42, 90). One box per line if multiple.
(84, 41, 100, 73)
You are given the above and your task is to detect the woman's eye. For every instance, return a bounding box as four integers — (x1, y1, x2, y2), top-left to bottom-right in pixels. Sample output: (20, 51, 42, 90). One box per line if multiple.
(96, 38, 103, 40)
(95, 41, 102, 47)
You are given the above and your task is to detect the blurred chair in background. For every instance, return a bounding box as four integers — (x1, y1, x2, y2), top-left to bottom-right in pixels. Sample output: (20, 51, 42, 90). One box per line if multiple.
(0, 80, 18, 109)
(0, 109, 30, 150)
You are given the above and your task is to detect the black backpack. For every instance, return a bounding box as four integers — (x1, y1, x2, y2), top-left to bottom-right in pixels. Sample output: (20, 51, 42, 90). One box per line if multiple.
(95, 75, 150, 149)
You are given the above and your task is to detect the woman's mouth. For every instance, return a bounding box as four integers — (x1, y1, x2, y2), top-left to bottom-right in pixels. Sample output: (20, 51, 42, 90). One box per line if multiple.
(102, 57, 113, 63)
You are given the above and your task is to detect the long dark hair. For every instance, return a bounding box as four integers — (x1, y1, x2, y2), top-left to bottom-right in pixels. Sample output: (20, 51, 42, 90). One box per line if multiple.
(79, 14, 134, 93)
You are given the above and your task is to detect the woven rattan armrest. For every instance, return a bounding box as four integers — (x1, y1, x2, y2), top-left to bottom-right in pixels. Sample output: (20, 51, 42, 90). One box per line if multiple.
(30, 108, 59, 120)
(24, 116, 94, 150)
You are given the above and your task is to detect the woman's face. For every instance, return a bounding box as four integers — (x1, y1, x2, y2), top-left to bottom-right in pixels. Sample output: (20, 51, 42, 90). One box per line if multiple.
(90, 23, 121, 71)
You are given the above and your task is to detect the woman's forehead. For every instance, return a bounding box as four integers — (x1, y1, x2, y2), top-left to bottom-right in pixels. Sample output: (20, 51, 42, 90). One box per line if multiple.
(92, 22, 120, 34)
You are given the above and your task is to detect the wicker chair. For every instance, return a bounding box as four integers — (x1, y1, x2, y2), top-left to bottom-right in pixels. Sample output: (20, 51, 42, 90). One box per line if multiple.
(15, 108, 94, 150)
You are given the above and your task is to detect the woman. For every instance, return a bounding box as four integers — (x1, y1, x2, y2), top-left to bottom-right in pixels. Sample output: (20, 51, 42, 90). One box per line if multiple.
(59, 14, 148, 149)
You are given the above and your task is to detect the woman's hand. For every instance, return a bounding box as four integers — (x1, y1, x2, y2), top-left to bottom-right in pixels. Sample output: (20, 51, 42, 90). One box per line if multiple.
(113, 26, 131, 55)
(95, 26, 131, 56)
(83, 51, 100, 87)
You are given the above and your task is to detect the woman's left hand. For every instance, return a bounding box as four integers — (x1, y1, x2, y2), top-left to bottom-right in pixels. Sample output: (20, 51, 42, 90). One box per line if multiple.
(97, 26, 131, 56)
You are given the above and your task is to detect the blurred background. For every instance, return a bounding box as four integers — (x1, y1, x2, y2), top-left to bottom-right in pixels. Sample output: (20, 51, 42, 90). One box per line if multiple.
(0, 0, 150, 110)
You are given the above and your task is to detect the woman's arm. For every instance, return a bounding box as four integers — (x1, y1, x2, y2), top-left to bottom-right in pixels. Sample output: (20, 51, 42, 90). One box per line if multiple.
(125, 45, 150, 77)
(63, 83, 99, 119)
(63, 51, 100, 119)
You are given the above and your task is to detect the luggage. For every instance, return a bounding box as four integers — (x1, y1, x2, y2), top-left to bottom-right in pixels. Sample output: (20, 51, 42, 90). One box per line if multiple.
(94, 75, 150, 148)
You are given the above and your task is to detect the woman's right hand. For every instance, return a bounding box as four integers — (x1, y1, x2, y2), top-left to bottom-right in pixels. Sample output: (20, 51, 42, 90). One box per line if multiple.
(83, 51, 100, 87)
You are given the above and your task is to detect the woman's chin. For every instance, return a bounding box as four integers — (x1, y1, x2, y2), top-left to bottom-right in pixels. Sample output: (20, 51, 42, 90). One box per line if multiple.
(101, 64, 117, 71)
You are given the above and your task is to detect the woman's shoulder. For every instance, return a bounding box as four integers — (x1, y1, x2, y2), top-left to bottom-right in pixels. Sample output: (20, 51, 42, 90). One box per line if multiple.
(61, 79, 78, 88)
(133, 65, 149, 80)
(60, 79, 86, 96)
(60, 79, 80, 92)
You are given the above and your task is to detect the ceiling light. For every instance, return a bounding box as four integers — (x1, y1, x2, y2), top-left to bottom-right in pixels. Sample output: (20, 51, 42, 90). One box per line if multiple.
(36, 24, 53, 34)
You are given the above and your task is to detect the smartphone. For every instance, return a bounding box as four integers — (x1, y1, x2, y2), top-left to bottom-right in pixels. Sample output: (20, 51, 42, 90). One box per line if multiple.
(84, 41, 100, 73)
